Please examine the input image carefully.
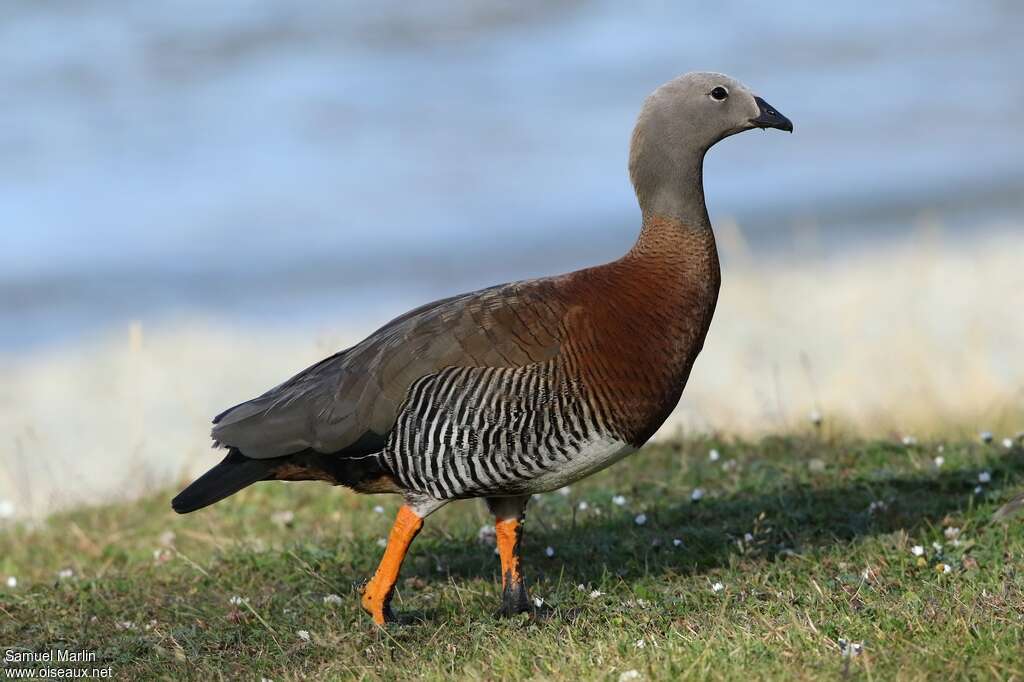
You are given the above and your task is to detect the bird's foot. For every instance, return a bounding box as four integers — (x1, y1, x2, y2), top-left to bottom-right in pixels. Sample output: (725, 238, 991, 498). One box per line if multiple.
(495, 580, 533, 618)
(360, 582, 397, 626)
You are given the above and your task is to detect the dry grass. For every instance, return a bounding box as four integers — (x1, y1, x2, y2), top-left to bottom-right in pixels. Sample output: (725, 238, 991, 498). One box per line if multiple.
(678, 224, 1024, 437)
(1, 228, 1022, 518)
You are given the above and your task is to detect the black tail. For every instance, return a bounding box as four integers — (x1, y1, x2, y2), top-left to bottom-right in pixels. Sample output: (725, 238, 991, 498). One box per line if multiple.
(172, 448, 275, 514)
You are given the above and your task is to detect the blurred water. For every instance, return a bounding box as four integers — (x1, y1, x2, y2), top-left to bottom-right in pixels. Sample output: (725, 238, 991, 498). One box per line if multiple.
(2, 0, 1023, 349)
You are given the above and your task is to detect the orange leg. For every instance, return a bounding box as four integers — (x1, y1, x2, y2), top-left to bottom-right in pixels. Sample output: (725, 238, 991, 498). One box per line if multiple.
(496, 518, 524, 589)
(489, 496, 532, 616)
(361, 505, 423, 625)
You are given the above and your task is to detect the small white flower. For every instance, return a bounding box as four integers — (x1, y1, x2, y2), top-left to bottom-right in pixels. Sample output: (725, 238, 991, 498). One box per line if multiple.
(533, 596, 544, 608)
(868, 500, 887, 514)
(558, 486, 571, 496)
(229, 595, 245, 606)
(809, 410, 823, 426)
(376, 537, 387, 548)
(323, 594, 343, 605)
(619, 670, 642, 682)
(297, 630, 311, 642)
(544, 546, 555, 558)
(911, 545, 925, 557)
(271, 510, 295, 526)
(943, 527, 961, 540)
(939, 563, 952, 574)
(933, 456, 945, 468)
(978, 471, 991, 484)
(672, 538, 683, 547)
(691, 488, 705, 502)
(708, 448, 720, 462)
(5, 576, 16, 588)
(711, 581, 724, 592)
(838, 638, 863, 658)
(57, 568, 73, 580)
(577, 501, 589, 511)
(634, 638, 646, 649)
(0, 500, 14, 519)
(477, 524, 496, 546)
(743, 532, 754, 543)
(372, 505, 384, 514)
(612, 495, 627, 507)
(932, 541, 943, 552)
(589, 589, 603, 598)
(980, 431, 993, 444)
(1003, 438, 1014, 449)
(577, 584, 586, 592)
(634, 513, 647, 526)
(902, 435, 917, 446)
(974, 485, 984, 495)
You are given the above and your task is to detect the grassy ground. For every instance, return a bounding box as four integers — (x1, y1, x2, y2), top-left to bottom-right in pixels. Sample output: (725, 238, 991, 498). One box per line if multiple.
(1, 434, 1023, 681)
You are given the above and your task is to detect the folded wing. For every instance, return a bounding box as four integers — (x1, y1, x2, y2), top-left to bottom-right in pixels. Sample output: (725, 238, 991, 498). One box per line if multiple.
(211, 280, 567, 459)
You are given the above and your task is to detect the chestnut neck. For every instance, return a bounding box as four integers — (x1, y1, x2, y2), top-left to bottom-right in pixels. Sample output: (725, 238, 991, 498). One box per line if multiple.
(626, 212, 718, 272)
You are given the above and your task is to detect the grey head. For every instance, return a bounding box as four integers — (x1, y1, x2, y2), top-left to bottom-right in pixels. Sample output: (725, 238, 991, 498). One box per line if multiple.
(629, 71, 792, 224)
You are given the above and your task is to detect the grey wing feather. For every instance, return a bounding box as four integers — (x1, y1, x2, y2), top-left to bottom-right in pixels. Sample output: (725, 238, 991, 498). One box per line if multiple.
(211, 282, 564, 459)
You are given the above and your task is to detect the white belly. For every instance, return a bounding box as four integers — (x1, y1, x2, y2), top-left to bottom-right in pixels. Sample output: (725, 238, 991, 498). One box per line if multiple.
(524, 435, 637, 493)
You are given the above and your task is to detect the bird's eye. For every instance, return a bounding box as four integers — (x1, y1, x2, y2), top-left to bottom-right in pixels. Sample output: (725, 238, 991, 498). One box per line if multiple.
(710, 86, 729, 101)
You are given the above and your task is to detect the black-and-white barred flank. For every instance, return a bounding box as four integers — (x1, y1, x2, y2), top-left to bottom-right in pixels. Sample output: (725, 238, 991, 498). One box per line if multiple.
(382, 362, 615, 500)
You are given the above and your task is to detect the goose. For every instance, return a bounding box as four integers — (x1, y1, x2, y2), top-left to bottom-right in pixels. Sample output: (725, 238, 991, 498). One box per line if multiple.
(172, 71, 792, 624)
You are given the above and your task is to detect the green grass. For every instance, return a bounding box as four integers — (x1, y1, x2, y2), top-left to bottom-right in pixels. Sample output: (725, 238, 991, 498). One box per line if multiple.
(2, 434, 1023, 681)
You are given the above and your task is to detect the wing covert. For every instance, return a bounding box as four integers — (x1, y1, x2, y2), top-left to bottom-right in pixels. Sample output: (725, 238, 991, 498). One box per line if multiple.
(211, 280, 566, 458)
